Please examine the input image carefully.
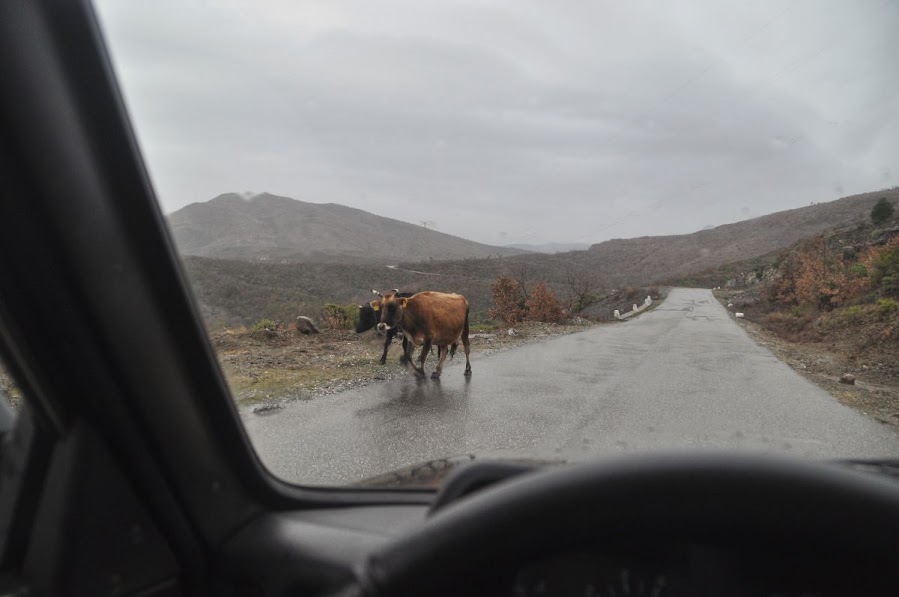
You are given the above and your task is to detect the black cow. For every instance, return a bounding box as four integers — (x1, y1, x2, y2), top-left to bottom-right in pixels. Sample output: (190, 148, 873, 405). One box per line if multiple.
(356, 290, 413, 364)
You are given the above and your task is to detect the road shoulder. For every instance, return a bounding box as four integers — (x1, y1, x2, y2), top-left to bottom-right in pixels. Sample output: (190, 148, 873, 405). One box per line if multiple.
(722, 303, 899, 435)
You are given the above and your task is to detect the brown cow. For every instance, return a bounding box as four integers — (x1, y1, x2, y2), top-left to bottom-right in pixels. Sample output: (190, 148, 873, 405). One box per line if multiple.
(371, 290, 471, 379)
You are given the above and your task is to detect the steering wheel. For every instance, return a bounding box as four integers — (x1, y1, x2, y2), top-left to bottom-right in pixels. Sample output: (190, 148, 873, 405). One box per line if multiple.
(353, 453, 899, 596)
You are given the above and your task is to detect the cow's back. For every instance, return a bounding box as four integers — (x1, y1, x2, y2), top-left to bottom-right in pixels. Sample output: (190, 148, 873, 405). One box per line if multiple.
(404, 292, 468, 345)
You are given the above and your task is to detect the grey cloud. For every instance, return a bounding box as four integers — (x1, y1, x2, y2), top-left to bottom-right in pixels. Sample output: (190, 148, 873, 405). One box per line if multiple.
(94, 0, 899, 246)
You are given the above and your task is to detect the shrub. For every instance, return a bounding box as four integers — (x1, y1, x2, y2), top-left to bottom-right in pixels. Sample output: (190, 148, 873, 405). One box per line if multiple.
(489, 276, 525, 324)
(526, 282, 564, 323)
(876, 298, 898, 318)
(848, 263, 868, 278)
(871, 197, 895, 225)
(318, 303, 360, 329)
(321, 304, 349, 329)
(871, 245, 899, 296)
(764, 235, 888, 309)
(251, 318, 277, 332)
(341, 304, 360, 327)
(839, 305, 865, 323)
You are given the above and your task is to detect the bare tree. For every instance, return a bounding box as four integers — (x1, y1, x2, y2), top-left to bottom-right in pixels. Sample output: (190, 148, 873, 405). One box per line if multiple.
(564, 266, 601, 314)
(509, 262, 531, 302)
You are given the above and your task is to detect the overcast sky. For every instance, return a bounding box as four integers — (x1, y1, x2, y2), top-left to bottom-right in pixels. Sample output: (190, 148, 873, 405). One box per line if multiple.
(93, 0, 898, 246)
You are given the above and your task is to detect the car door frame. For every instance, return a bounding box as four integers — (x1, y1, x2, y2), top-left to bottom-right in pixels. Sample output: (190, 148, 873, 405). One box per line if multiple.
(0, 0, 432, 594)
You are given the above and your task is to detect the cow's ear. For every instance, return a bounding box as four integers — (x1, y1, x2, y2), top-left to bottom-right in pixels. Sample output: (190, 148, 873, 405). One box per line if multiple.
(369, 300, 380, 311)
(398, 297, 408, 308)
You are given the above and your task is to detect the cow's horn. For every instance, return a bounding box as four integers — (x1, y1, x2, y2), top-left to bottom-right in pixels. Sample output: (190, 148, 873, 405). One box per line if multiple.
(391, 288, 399, 294)
(371, 289, 383, 297)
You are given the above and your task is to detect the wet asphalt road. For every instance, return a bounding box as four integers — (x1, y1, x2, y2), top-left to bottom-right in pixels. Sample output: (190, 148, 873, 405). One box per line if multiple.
(241, 288, 899, 485)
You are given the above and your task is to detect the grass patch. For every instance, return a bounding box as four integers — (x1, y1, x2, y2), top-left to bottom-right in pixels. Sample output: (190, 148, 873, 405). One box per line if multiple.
(876, 297, 898, 318)
(225, 358, 385, 405)
(839, 305, 866, 323)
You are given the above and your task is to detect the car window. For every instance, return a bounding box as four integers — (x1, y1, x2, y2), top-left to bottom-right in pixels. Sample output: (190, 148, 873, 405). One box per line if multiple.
(91, 0, 899, 489)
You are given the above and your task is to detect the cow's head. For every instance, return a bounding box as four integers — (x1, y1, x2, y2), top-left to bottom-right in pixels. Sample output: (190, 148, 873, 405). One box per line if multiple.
(370, 289, 403, 333)
(354, 302, 377, 333)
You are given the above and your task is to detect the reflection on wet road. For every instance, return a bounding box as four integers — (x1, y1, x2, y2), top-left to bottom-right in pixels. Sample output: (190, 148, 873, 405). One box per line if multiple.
(241, 288, 899, 486)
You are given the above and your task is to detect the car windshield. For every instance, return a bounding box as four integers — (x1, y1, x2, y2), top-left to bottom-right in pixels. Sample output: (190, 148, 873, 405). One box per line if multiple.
(91, 0, 899, 488)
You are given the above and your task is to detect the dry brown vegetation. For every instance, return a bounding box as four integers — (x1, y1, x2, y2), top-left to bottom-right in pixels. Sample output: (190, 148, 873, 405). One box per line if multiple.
(489, 276, 564, 324)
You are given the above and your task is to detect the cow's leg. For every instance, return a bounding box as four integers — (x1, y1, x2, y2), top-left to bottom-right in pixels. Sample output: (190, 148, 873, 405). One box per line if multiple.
(380, 330, 394, 365)
(462, 336, 472, 376)
(414, 340, 431, 378)
(462, 309, 472, 377)
(399, 335, 409, 364)
(401, 338, 420, 374)
(432, 344, 449, 379)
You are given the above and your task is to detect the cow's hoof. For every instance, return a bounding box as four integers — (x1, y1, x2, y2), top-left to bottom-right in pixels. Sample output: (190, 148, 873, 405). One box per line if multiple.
(379, 358, 387, 365)
(464, 369, 472, 377)
(430, 372, 441, 379)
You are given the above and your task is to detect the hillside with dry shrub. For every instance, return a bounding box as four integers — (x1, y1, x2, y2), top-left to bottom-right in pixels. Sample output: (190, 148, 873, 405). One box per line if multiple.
(397, 188, 899, 287)
(716, 205, 899, 395)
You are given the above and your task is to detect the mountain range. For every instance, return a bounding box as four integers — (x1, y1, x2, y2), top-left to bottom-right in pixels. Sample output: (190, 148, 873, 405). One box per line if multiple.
(171, 188, 898, 327)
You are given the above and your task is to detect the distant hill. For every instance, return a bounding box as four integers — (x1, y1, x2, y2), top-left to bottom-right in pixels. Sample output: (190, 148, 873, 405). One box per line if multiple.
(167, 192, 526, 263)
(505, 242, 592, 253)
(177, 188, 898, 329)
(580, 188, 899, 286)
(395, 188, 899, 287)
